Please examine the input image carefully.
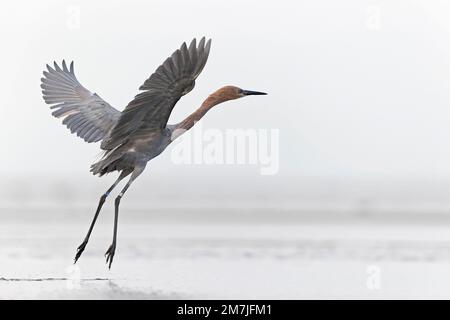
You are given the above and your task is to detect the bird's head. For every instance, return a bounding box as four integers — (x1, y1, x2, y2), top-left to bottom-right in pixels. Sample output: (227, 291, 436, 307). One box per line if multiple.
(207, 85, 267, 105)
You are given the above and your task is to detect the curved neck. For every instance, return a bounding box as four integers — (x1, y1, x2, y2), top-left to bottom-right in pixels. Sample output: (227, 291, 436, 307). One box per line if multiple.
(170, 94, 227, 141)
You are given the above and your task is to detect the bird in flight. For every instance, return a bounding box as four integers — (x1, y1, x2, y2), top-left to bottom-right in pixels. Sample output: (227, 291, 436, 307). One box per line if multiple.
(41, 37, 267, 268)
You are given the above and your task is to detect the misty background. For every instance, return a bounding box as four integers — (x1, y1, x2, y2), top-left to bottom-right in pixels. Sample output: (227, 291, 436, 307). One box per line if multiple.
(6, 0, 450, 299)
(2, 0, 450, 219)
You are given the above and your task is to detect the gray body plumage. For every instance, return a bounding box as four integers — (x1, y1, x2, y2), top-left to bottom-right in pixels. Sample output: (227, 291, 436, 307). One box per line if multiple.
(40, 37, 267, 269)
(41, 37, 211, 176)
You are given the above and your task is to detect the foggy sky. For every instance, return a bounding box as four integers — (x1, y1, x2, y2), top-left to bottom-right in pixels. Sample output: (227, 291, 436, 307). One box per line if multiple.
(2, 0, 450, 180)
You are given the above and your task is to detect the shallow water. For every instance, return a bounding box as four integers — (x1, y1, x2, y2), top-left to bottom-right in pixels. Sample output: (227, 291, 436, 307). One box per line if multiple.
(2, 210, 450, 299)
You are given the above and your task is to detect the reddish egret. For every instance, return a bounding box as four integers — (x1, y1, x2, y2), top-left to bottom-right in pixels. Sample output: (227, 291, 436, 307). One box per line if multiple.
(41, 37, 267, 268)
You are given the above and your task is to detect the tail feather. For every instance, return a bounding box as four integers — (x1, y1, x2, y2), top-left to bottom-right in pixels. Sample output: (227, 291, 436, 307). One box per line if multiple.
(90, 160, 108, 176)
(90, 152, 120, 176)
(90, 149, 134, 176)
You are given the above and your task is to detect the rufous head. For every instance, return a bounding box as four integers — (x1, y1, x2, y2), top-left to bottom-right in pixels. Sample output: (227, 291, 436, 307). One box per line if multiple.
(210, 85, 267, 102)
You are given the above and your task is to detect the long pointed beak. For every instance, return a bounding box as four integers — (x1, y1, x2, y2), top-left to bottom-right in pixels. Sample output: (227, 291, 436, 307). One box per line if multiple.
(242, 89, 267, 96)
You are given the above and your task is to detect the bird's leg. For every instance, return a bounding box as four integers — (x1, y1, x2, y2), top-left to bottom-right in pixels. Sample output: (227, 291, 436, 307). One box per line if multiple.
(74, 170, 131, 264)
(105, 166, 145, 269)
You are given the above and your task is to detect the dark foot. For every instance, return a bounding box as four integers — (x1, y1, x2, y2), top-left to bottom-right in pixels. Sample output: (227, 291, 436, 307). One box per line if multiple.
(74, 240, 88, 264)
(105, 244, 116, 269)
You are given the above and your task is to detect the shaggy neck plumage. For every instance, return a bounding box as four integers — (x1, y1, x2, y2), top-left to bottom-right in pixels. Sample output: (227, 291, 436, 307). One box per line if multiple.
(170, 93, 228, 141)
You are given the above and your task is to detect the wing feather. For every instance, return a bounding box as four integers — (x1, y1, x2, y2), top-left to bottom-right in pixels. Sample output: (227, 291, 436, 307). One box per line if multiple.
(41, 60, 121, 143)
(101, 37, 212, 150)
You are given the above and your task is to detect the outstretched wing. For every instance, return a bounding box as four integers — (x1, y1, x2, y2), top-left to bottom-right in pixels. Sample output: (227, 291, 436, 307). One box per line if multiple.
(41, 61, 121, 143)
(101, 37, 212, 151)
